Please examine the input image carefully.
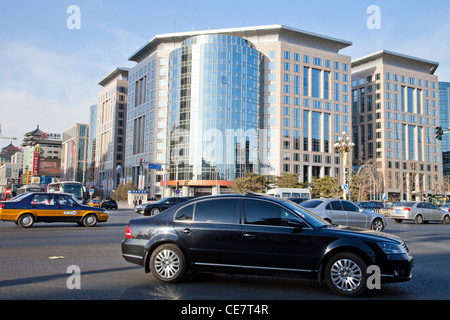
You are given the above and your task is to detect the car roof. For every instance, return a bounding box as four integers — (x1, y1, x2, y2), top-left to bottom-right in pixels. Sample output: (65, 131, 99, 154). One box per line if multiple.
(181, 193, 286, 204)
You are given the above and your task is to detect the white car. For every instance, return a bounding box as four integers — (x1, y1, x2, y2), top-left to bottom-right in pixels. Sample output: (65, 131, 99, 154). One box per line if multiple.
(300, 199, 386, 231)
(391, 201, 450, 224)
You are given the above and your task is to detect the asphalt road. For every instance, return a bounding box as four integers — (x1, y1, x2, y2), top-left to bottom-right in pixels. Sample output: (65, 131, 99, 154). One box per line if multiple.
(1, 207, 449, 302)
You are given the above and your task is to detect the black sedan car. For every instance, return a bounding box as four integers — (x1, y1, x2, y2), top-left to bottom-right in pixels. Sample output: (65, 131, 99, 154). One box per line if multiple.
(136, 197, 193, 216)
(101, 200, 118, 209)
(122, 193, 413, 297)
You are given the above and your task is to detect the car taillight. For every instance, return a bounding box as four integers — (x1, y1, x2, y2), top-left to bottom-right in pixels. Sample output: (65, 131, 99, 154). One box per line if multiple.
(125, 225, 132, 239)
(402, 208, 411, 213)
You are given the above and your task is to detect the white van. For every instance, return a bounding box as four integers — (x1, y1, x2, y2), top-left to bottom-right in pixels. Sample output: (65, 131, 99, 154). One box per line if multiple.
(266, 188, 311, 199)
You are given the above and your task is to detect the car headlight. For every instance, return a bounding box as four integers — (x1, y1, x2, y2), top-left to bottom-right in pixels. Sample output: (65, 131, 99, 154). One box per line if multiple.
(377, 242, 407, 254)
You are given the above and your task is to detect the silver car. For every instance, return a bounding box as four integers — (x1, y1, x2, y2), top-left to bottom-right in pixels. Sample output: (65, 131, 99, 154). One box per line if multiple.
(300, 199, 386, 231)
(440, 203, 450, 214)
(390, 201, 450, 224)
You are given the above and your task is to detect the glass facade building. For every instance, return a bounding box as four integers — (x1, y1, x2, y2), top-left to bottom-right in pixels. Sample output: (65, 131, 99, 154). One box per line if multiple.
(125, 25, 353, 197)
(167, 35, 261, 182)
(439, 82, 450, 175)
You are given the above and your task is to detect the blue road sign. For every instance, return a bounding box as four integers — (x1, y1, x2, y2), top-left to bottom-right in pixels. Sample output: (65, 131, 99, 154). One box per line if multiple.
(148, 164, 162, 170)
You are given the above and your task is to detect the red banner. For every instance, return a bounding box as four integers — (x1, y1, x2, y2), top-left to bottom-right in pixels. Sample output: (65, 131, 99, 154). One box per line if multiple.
(32, 152, 40, 176)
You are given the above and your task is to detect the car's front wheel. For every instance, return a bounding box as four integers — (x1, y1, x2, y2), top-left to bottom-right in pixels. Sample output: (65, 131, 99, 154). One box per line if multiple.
(150, 207, 160, 216)
(371, 218, 384, 231)
(82, 214, 98, 227)
(325, 252, 368, 297)
(150, 244, 186, 283)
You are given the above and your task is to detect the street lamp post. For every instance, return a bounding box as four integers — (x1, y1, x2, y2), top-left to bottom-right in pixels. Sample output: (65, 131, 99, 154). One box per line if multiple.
(334, 131, 355, 200)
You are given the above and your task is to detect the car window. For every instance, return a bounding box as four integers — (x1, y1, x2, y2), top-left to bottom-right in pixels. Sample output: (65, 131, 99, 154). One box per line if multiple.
(31, 194, 53, 205)
(341, 201, 359, 212)
(55, 195, 76, 206)
(427, 203, 438, 210)
(194, 199, 238, 224)
(244, 199, 296, 226)
(417, 203, 426, 209)
(301, 200, 323, 208)
(326, 201, 342, 211)
(175, 204, 194, 221)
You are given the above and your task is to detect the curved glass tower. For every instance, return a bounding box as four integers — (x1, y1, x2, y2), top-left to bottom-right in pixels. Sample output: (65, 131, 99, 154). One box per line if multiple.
(167, 34, 261, 182)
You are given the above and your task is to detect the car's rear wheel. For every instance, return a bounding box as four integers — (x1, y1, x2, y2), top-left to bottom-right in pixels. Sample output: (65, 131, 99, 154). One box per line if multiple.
(82, 214, 98, 227)
(371, 218, 384, 231)
(443, 215, 449, 224)
(325, 252, 368, 297)
(150, 244, 186, 283)
(17, 213, 34, 228)
(415, 214, 424, 224)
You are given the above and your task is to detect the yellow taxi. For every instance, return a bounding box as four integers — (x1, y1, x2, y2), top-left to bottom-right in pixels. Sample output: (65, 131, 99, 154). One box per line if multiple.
(0, 192, 108, 228)
(88, 199, 102, 207)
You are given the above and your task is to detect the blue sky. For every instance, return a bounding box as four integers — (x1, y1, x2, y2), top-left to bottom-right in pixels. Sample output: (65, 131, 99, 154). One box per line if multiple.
(1, 0, 449, 150)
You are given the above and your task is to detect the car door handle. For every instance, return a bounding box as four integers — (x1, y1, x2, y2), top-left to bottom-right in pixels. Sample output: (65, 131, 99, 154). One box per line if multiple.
(243, 233, 255, 239)
(183, 228, 191, 235)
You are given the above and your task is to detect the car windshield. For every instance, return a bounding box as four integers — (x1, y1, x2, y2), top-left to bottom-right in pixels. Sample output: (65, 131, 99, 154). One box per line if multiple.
(9, 193, 29, 202)
(282, 200, 330, 228)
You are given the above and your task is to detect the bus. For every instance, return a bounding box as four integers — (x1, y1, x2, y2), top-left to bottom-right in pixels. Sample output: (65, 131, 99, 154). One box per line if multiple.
(16, 184, 46, 195)
(47, 181, 85, 203)
(266, 188, 311, 199)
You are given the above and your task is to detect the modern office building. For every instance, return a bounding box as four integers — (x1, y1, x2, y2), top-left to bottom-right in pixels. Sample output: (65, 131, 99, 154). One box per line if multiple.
(96, 67, 129, 196)
(87, 104, 97, 187)
(439, 82, 450, 177)
(351, 50, 441, 201)
(60, 123, 89, 183)
(126, 25, 353, 197)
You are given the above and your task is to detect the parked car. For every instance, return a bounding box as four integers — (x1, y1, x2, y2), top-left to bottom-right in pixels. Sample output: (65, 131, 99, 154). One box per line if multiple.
(300, 199, 386, 231)
(101, 199, 118, 209)
(390, 201, 450, 224)
(136, 197, 193, 216)
(0, 192, 108, 228)
(121, 193, 413, 297)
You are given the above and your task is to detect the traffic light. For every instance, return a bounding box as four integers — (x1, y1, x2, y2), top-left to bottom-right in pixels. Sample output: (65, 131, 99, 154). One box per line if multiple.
(435, 126, 443, 140)
(139, 158, 143, 166)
